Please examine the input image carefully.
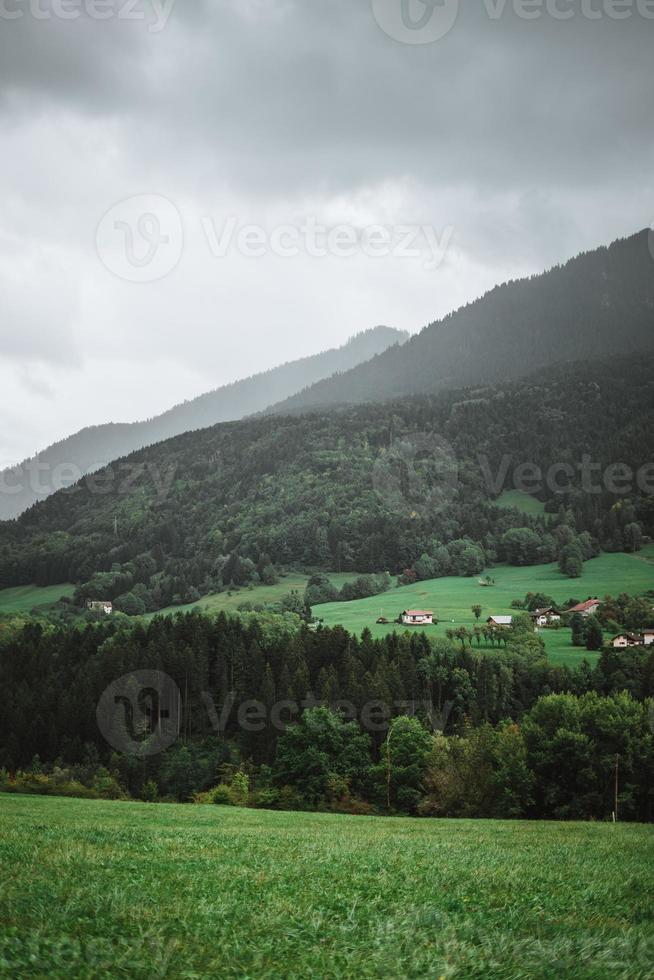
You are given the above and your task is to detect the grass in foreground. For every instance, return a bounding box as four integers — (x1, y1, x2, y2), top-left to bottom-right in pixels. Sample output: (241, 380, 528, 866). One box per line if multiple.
(0, 795, 653, 979)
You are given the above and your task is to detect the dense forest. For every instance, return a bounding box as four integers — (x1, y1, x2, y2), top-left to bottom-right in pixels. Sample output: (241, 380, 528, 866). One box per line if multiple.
(270, 230, 654, 413)
(1, 612, 652, 820)
(0, 326, 406, 521)
(0, 353, 653, 613)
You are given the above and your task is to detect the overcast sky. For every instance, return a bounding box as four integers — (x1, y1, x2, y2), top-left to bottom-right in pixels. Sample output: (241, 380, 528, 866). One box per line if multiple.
(1, 0, 653, 466)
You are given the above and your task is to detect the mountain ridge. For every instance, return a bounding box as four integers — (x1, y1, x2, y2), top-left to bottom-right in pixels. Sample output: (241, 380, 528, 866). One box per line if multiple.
(267, 230, 654, 414)
(0, 325, 407, 521)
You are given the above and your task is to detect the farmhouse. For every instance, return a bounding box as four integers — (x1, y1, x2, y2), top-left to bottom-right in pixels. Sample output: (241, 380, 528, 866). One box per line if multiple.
(612, 630, 654, 648)
(530, 607, 561, 627)
(565, 599, 601, 618)
(87, 600, 113, 616)
(487, 615, 513, 628)
(400, 610, 434, 626)
(612, 633, 642, 649)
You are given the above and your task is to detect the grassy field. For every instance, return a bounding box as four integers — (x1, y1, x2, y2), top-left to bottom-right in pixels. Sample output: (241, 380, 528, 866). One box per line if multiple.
(314, 547, 654, 666)
(493, 490, 546, 516)
(149, 572, 356, 619)
(0, 797, 652, 979)
(0, 582, 75, 615)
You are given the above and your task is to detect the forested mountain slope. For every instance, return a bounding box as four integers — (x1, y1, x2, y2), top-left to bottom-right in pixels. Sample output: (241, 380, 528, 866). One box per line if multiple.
(268, 230, 654, 414)
(1, 353, 652, 612)
(0, 326, 406, 521)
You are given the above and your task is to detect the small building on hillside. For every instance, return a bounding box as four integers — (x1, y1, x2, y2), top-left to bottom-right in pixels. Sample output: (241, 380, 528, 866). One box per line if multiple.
(400, 610, 434, 626)
(87, 600, 113, 616)
(642, 629, 654, 646)
(530, 607, 561, 627)
(565, 599, 601, 618)
(612, 633, 642, 649)
(487, 615, 513, 628)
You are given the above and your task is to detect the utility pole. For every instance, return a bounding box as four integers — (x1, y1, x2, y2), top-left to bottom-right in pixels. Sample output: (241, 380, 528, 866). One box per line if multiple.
(613, 753, 620, 823)
(386, 719, 400, 813)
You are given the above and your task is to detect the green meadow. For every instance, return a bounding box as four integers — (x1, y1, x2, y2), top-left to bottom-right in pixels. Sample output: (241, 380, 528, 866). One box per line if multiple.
(149, 572, 356, 619)
(314, 547, 654, 666)
(0, 795, 652, 979)
(0, 582, 75, 615)
(493, 489, 547, 516)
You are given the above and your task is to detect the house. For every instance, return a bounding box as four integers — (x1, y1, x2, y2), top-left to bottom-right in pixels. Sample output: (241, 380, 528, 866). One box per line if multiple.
(565, 599, 601, 618)
(87, 600, 113, 616)
(400, 610, 434, 626)
(612, 633, 642, 649)
(487, 615, 513, 628)
(529, 607, 561, 627)
(642, 629, 654, 646)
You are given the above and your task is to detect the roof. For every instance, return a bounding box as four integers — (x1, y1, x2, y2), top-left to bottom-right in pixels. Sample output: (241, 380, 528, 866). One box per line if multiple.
(403, 610, 433, 617)
(566, 599, 601, 613)
(613, 633, 642, 642)
(488, 615, 513, 625)
(530, 607, 558, 616)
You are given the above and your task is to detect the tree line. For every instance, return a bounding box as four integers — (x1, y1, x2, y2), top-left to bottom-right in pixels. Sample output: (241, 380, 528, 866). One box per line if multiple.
(1, 612, 653, 821)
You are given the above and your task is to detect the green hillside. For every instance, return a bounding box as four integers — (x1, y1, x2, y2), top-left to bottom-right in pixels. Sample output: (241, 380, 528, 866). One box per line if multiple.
(270, 229, 654, 413)
(0, 327, 407, 522)
(314, 547, 654, 665)
(493, 489, 546, 516)
(0, 583, 75, 615)
(1, 352, 653, 618)
(149, 571, 355, 618)
(1, 795, 652, 978)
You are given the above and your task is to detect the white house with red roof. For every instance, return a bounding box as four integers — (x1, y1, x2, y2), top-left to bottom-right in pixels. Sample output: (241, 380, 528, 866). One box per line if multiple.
(565, 599, 602, 618)
(400, 610, 434, 625)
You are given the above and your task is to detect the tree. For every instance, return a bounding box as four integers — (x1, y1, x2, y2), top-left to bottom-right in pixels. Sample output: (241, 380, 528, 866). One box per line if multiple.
(585, 615, 604, 652)
(273, 707, 371, 803)
(502, 528, 542, 566)
(570, 613, 586, 647)
(374, 716, 433, 813)
(559, 544, 583, 579)
(472, 604, 483, 621)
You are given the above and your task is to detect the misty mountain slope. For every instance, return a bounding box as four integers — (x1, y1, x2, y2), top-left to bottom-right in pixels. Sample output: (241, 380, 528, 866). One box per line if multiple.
(0, 326, 406, 521)
(1, 352, 653, 611)
(268, 230, 654, 414)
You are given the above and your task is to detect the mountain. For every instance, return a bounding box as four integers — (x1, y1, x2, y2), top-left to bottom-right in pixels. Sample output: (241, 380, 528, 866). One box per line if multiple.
(0, 326, 407, 521)
(267, 230, 654, 414)
(1, 351, 653, 612)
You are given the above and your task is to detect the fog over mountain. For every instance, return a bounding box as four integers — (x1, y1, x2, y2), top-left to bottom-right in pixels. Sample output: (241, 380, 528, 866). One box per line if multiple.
(0, 326, 406, 520)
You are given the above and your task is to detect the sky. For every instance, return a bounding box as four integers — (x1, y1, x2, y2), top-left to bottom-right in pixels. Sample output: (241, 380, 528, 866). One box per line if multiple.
(1, 0, 653, 467)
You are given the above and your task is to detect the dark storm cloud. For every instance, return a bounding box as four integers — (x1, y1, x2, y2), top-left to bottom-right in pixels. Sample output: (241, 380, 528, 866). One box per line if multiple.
(1, 1, 652, 198)
(0, 0, 653, 462)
